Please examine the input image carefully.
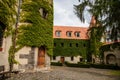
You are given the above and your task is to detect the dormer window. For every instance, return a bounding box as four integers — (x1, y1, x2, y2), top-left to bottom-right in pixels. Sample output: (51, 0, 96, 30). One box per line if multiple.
(75, 32, 80, 37)
(55, 31, 61, 37)
(66, 31, 72, 37)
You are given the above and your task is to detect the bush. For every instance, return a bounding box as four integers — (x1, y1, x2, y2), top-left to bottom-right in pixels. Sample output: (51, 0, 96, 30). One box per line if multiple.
(91, 64, 120, 70)
(65, 62, 90, 68)
(51, 62, 63, 66)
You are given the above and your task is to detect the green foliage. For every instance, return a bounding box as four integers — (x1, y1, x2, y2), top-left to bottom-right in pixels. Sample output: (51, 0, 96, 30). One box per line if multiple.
(17, 0, 53, 56)
(0, 0, 17, 68)
(89, 27, 103, 58)
(0, 0, 16, 37)
(74, 0, 120, 41)
(51, 62, 63, 66)
(8, 46, 20, 65)
(109, 70, 120, 76)
(65, 62, 120, 69)
(91, 64, 120, 70)
(53, 39, 89, 59)
(65, 62, 90, 68)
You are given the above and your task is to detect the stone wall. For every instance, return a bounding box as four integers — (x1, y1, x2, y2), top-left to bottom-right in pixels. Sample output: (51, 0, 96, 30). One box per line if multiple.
(14, 46, 51, 70)
(104, 49, 120, 66)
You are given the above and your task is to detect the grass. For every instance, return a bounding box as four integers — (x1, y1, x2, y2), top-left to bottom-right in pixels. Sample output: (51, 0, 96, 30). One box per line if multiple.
(108, 70, 120, 76)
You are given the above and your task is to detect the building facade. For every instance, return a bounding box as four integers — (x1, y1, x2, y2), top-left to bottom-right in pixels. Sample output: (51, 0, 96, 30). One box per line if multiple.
(90, 16, 120, 66)
(51, 26, 89, 63)
(0, 0, 53, 72)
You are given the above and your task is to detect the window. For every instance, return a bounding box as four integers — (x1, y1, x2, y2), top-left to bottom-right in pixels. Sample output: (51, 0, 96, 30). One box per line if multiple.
(75, 32, 80, 37)
(0, 36, 3, 47)
(80, 58, 83, 62)
(76, 43, 78, 47)
(55, 31, 61, 37)
(69, 43, 72, 47)
(39, 8, 48, 19)
(53, 56, 56, 60)
(54, 43, 56, 47)
(66, 31, 72, 37)
(61, 43, 64, 47)
(0, 27, 3, 47)
(71, 56, 74, 61)
(83, 44, 86, 47)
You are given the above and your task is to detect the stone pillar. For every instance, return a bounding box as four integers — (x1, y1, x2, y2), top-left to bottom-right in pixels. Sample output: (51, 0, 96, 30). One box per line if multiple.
(45, 53, 50, 69)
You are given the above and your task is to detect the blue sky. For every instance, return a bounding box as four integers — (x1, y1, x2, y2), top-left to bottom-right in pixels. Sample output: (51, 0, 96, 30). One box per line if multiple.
(53, 0, 90, 27)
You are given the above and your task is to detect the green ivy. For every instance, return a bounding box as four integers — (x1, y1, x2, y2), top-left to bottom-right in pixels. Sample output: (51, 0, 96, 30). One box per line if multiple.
(53, 39, 89, 59)
(17, 0, 53, 56)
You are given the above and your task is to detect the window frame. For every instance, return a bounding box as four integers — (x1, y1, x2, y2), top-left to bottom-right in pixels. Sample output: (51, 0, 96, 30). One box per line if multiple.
(71, 56, 74, 61)
(55, 30, 61, 37)
(66, 31, 72, 37)
(74, 31, 80, 37)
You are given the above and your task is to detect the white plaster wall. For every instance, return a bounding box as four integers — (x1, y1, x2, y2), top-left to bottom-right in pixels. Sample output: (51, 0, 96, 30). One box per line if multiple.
(0, 52, 6, 65)
(65, 56, 81, 63)
(0, 36, 12, 71)
(14, 46, 31, 70)
(51, 56, 60, 62)
(51, 56, 81, 63)
(45, 53, 50, 69)
(34, 47, 38, 69)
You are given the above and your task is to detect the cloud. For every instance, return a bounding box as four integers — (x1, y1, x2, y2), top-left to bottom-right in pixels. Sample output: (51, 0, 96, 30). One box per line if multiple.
(54, 0, 90, 27)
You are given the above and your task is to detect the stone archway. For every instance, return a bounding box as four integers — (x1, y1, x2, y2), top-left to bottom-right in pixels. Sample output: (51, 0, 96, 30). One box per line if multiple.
(106, 54, 116, 65)
(37, 46, 46, 68)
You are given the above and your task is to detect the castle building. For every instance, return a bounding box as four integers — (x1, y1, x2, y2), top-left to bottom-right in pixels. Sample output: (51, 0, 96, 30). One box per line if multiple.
(90, 16, 120, 66)
(51, 26, 89, 63)
(0, 0, 53, 72)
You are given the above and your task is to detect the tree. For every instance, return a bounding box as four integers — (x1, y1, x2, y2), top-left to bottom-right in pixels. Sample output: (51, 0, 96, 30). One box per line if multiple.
(74, 0, 120, 62)
(74, 0, 120, 42)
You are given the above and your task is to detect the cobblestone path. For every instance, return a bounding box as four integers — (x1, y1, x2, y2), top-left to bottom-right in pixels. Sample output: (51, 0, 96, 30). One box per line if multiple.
(6, 66, 120, 80)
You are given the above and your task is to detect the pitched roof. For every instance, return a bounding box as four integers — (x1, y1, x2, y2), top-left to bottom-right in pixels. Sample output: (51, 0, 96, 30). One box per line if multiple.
(53, 26, 89, 39)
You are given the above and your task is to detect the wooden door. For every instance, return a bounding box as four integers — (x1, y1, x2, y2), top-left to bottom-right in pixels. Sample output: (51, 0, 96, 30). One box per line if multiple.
(38, 46, 45, 67)
(60, 57, 64, 63)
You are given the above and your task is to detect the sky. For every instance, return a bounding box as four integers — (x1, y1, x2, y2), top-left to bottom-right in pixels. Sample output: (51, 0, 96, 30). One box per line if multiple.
(54, 0, 90, 27)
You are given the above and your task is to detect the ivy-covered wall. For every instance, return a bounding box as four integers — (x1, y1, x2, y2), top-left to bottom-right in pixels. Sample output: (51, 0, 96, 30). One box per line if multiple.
(53, 39, 89, 59)
(17, 0, 53, 55)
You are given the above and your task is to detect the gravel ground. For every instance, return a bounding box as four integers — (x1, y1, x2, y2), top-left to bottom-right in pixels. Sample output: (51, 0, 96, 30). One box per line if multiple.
(5, 66, 120, 80)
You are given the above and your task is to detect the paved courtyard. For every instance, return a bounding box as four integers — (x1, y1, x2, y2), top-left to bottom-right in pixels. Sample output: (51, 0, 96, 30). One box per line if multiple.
(6, 66, 120, 80)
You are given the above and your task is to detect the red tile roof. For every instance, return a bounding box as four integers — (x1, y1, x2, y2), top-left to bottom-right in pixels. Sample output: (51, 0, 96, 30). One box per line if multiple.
(53, 26, 89, 39)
